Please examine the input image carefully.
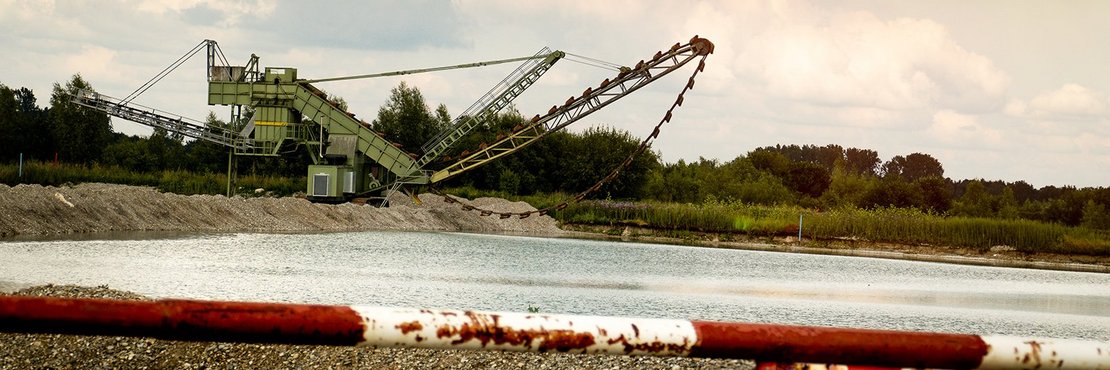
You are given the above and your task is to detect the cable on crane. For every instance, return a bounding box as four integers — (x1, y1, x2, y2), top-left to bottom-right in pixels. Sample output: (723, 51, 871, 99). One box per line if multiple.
(563, 52, 623, 71)
(121, 40, 212, 105)
(302, 53, 556, 84)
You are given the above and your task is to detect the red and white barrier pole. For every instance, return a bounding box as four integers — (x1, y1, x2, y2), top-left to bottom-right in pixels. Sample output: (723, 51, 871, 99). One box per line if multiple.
(1, 296, 1107, 369)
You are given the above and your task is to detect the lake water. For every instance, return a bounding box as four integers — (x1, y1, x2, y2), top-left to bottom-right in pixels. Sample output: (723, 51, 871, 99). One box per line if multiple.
(2, 231, 1109, 340)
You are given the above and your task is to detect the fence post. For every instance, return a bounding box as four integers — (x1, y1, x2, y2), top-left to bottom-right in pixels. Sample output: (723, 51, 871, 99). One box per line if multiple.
(18, 153, 23, 179)
(798, 214, 803, 242)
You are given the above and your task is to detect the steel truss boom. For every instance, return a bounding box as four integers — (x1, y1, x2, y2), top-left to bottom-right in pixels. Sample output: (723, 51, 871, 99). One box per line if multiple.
(416, 48, 564, 168)
(429, 37, 715, 184)
(72, 89, 254, 151)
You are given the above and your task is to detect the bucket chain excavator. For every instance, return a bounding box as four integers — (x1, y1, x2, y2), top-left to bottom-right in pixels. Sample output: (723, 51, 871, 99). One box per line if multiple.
(73, 37, 714, 203)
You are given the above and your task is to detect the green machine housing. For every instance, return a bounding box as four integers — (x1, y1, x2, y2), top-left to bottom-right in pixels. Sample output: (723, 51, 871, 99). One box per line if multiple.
(207, 65, 423, 203)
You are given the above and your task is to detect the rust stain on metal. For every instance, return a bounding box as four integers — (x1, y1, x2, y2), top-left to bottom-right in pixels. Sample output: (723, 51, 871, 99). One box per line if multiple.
(396, 321, 423, 335)
(1026, 340, 1043, 368)
(631, 324, 640, 338)
(606, 334, 690, 355)
(432, 311, 596, 352)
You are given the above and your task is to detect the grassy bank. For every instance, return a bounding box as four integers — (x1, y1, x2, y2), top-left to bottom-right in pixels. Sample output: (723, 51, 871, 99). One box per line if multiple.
(554, 199, 1110, 256)
(0, 161, 304, 196)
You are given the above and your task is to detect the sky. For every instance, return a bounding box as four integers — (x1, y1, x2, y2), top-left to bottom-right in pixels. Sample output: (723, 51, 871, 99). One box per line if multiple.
(1, 0, 1107, 188)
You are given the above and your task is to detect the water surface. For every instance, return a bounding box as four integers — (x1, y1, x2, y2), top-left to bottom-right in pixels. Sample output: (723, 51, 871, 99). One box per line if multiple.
(2, 231, 1108, 340)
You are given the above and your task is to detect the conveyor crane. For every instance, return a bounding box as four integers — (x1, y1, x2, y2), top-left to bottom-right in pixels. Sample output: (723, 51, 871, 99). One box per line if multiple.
(73, 37, 714, 203)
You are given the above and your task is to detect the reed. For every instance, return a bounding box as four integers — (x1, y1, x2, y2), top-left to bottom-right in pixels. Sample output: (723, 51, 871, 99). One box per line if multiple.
(556, 199, 1109, 256)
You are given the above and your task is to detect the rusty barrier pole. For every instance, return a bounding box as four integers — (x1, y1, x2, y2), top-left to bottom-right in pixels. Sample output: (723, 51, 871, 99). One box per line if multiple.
(1, 295, 1108, 369)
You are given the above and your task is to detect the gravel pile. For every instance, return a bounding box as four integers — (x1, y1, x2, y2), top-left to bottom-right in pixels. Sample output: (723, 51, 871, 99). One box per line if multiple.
(0, 183, 562, 238)
(0, 285, 753, 369)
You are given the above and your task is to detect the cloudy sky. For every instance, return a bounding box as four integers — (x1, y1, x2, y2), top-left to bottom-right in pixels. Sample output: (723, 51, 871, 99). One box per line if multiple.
(2, 0, 1107, 187)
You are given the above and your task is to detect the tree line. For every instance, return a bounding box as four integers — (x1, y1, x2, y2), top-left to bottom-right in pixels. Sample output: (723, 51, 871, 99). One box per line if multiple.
(373, 84, 1110, 230)
(0, 75, 311, 178)
(2, 77, 1107, 230)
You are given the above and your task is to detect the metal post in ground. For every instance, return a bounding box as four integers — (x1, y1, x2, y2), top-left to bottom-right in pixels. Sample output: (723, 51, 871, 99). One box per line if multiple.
(226, 149, 233, 197)
(18, 153, 23, 179)
(798, 214, 803, 242)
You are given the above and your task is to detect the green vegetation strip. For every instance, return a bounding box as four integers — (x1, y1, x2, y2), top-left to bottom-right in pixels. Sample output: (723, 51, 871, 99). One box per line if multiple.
(553, 198, 1110, 256)
(0, 161, 304, 197)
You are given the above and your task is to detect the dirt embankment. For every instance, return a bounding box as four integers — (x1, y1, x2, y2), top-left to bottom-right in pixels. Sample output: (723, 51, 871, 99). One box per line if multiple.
(0, 183, 561, 238)
(0, 285, 752, 370)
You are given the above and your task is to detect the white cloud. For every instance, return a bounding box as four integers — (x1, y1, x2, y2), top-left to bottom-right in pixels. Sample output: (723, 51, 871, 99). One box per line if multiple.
(63, 45, 125, 84)
(928, 110, 1002, 147)
(2, 0, 54, 19)
(733, 5, 1008, 117)
(1028, 83, 1107, 117)
(1004, 84, 1110, 137)
(136, 0, 275, 27)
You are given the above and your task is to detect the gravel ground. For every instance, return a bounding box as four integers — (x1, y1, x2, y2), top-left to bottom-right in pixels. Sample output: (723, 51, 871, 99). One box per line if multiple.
(0, 183, 562, 238)
(0, 285, 754, 370)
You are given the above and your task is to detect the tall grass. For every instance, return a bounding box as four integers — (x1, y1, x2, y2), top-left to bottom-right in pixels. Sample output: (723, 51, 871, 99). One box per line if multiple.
(0, 161, 304, 196)
(803, 207, 1066, 251)
(556, 199, 801, 236)
(555, 198, 1110, 256)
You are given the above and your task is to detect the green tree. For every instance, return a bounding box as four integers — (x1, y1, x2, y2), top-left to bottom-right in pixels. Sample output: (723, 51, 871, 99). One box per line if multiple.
(882, 153, 944, 181)
(371, 82, 449, 153)
(951, 180, 993, 217)
(0, 85, 53, 161)
(844, 148, 880, 176)
(102, 135, 154, 171)
(860, 176, 923, 209)
(562, 126, 657, 199)
(185, 112, 233, 173)
(643, 159, 699, 202)
(820, 160, 871, 208)
(145, 126, 186, 170)
(784, 161, 831, 198)
(49, 74, 112, 164)
(747, 148, 791, 177)
(915, 176, 952, 214)
(995, 186, 1020, 219)
(1081, 200, 1110, 230)
(0, 84, 19, 160)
